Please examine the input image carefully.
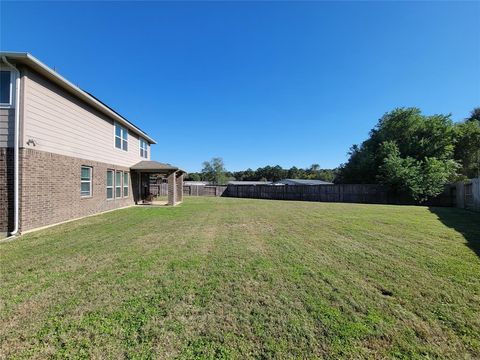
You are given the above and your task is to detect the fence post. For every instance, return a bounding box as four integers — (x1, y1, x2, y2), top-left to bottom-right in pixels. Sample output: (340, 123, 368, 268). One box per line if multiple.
(474, 177, 480, 212)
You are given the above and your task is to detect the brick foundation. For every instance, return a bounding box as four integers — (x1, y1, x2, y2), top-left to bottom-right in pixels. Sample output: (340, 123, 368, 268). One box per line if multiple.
(19, 148, 136, 232)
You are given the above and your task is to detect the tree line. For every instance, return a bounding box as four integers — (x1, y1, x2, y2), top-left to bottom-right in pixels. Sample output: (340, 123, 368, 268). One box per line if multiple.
(186, 107, 479, 203)
(186, 160, 337, 184)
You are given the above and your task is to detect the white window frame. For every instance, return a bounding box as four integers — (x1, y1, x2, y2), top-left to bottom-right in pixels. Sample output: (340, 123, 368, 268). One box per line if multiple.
(106, 169, 114, 200)
(0, 67, 15, 108)
(115, 170, 123, 198)
(140, 138, 148, 158)
(123, 172, 129, 197)
(114, 122, 128, 151)
(81, 166, 92, 198)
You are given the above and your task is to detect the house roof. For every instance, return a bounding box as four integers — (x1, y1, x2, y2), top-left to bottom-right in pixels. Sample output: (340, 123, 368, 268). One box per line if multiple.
(0, 51, 156, 144)
(130, 160, 184, 174)
(274, 179, 333, 185)
(228, 181, 272, 185)
(184, 181, 210, 186)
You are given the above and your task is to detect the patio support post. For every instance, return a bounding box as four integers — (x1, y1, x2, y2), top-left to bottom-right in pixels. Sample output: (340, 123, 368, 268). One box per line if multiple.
(176, 173, 184, 203)
(138, 172, 142, 204)
(167, 171, 177, 205)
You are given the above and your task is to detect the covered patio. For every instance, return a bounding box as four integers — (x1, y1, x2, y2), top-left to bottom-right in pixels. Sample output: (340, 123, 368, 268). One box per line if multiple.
(130, 160, 185, 206)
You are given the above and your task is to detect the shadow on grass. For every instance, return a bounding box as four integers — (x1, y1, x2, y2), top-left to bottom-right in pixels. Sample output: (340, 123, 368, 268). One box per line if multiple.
(429, 207, 480, 259)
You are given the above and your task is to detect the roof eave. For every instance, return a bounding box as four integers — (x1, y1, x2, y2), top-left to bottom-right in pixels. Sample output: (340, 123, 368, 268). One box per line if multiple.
(0, 51, 157, 144)
(130, 160, 186, 174)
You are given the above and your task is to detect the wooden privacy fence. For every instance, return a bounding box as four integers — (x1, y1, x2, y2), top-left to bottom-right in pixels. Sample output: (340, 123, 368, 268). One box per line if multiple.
(224, 184, 404, 204)
(183, 184, 452, 206)
(453, 177, 480, 211)
(150, 183, 168, 196)
(183, 185, 228, 197)
(224, 184, 391, 203)
(152, 184, 228, 197)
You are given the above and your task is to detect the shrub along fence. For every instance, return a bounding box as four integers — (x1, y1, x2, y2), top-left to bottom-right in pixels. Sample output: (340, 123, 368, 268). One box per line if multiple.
(183, 184, 453, 206)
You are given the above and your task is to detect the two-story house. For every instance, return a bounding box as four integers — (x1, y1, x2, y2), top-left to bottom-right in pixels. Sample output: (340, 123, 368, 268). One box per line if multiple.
(0, 52, 184, 238)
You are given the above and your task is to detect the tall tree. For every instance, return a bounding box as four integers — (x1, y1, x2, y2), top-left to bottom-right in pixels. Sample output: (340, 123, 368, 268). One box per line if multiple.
(455, 108, 480, 178)
(201, 157, 228, 185)
(377, 141, 459, 202)
(187, 173, 202, 181)
(467, 107, 480, 122)
(337, 108, 459, 202)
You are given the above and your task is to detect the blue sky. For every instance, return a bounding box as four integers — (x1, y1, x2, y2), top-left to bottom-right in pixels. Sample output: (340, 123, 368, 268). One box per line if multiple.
(1, 1, 479, 172)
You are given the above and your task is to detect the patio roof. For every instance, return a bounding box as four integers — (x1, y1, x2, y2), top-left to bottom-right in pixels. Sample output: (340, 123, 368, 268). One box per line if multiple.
(130, 160, 185, 174)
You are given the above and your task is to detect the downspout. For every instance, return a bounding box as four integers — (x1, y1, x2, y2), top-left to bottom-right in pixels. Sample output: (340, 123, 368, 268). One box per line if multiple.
(2, 56, 21, 237)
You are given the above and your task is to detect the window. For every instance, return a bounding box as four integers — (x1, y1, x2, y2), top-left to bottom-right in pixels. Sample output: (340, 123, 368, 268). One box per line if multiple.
(81, 166, 92, 197)
(115, 171, 123, 198)
(107, 170, 114, 199)
(140, 138, 148, 158)
(115, 123, 128, 151)
(0, 70, 12, 106)
(123, 172, 129, 197)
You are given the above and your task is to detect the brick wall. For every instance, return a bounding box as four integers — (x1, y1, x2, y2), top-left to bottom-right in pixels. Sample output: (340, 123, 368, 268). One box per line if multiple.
(176, 173, 184, 203)
(0, 148, 14, 234)
(167, 171, 176, 205)
(20, 148, 136, 232)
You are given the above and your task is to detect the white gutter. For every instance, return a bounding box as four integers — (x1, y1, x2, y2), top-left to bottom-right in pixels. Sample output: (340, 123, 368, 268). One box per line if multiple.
(2, 56, 21, 237)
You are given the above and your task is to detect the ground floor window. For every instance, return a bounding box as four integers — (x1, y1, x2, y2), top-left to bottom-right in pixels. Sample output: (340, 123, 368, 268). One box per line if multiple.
(107, 170, 114, 199)
(115, 171, 123, 198)
(81, 166, 92, 197)
(123, 172, 129, 197)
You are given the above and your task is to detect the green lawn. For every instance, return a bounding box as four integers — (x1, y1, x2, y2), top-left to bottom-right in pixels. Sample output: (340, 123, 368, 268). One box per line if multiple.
(1, 197, 479, 359)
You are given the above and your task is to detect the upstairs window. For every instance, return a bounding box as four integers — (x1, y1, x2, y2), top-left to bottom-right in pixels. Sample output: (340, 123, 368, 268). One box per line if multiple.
(140, 138, 148, 158)
(115, 123, 128, 151)
(81, 166, 92, 197)
(0, 70, 13, 106)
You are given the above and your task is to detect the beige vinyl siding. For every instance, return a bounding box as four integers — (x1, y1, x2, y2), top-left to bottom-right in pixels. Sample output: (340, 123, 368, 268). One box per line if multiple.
(0, 108, 14, 148)
(22, 69, 150, 167)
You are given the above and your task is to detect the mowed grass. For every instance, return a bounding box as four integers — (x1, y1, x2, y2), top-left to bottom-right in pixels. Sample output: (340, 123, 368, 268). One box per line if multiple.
(1, 197, 479, 359)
